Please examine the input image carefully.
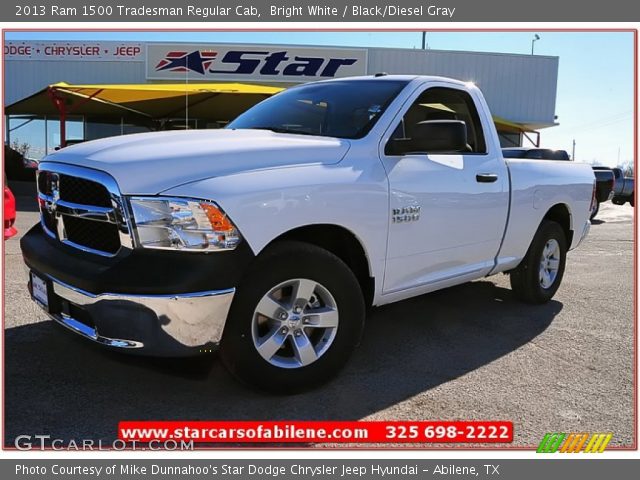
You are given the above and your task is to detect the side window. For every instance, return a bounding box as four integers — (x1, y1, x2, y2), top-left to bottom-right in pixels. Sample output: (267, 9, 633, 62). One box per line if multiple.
(388, 87, 487, 155)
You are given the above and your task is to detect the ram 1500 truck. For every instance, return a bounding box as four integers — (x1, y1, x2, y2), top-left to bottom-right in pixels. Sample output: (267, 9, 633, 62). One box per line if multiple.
(21, 75, 595, 392)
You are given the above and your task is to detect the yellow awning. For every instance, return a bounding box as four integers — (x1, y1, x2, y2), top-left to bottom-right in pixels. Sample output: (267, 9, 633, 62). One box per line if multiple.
(5, 82, 284, 121)
(7, 82, 541, 134)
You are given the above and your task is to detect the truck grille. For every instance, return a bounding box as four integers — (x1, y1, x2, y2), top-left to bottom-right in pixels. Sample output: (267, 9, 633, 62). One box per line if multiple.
(62, 216, 121, 254)
(59, 175, 113, 208)
(37, 167, 130, 257)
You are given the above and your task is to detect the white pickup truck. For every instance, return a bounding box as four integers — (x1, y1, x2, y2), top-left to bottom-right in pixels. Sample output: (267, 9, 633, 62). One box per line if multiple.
(22, 75, 595, 392)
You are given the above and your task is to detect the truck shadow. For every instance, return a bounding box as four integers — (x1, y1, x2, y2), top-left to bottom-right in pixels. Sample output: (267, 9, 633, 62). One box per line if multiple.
(4, 280, 560, 446)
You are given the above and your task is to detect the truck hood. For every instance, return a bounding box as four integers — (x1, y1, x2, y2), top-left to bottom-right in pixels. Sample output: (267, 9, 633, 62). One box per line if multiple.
(44, 129, 351, 194)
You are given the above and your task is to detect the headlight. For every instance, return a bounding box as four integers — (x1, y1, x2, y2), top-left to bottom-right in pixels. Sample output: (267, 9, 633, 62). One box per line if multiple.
(128, 197, 241, 252)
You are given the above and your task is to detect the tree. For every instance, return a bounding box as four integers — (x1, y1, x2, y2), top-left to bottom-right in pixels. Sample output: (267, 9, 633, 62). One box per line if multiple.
(10, 139, 30, 159)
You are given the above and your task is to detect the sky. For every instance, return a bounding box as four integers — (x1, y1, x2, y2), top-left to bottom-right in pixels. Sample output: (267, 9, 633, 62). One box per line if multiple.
(5, 30, 636, 167)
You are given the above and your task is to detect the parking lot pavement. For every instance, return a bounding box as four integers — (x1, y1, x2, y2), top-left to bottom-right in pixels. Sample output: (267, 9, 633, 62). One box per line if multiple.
(3, 181, 635, 448)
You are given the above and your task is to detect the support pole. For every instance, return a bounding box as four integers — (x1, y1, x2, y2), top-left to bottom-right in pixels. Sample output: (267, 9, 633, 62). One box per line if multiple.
(47, 87, 67, 148)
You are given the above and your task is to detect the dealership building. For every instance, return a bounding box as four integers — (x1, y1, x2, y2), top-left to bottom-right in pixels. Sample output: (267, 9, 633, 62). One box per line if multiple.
(4, 40, 560, 160)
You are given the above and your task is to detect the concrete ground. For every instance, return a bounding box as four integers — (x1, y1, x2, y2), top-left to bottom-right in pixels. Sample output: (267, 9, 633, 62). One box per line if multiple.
(3, 180, 635, 449)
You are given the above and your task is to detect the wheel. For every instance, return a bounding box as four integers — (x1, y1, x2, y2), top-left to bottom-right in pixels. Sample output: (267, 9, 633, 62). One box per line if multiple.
(590, 201, 600, 220)
(510, 220, 567, 304)
(219, 240, 365, 393)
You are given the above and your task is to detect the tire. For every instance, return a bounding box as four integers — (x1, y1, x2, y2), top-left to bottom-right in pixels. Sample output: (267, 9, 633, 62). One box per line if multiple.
(219, 240, 365, 393)
(612, 197, 624, 206)
(509, 220, 567, 304)
(590, 201, 600, 221)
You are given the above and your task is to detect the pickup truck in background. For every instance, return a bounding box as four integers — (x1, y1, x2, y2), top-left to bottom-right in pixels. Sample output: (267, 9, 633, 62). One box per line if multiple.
(591, 166, 616, 219)
(611, 167, 635, 206)
(503, 148, 612, 220)
(21, 75, 595, 392)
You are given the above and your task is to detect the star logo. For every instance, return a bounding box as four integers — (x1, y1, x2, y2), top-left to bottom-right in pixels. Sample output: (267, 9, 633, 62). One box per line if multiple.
(155, 50, 217, 75)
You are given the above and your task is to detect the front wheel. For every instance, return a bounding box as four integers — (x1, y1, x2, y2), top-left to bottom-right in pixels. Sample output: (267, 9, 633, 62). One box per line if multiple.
(220, 241, 365, 393)
(510, 220, 567, 304)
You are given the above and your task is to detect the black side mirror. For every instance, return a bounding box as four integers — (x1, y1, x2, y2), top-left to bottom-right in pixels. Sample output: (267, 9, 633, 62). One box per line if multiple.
(386, 120, 468, 155)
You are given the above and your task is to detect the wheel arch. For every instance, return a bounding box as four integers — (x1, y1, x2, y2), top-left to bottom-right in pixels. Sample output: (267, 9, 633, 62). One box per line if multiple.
(260, 224, 375, 308)
(542, 203, 573, 247)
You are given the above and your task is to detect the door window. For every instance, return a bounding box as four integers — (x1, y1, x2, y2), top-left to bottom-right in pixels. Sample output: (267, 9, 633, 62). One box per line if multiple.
(387, 87, 487, 155)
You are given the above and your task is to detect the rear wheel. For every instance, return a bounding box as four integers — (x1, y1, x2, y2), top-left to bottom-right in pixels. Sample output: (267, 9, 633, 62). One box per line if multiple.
(220, 241, 365, 393)
(510, 220, 567, 304)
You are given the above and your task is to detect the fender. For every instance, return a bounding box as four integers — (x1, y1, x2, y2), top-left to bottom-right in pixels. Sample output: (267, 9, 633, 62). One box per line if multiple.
(162, 160, 390, 301)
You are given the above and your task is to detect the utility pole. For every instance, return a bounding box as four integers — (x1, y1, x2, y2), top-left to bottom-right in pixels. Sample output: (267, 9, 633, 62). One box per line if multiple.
(572, 139, 576, 161)
(422, 32, 426, 50)
(531, 34, 540, 55)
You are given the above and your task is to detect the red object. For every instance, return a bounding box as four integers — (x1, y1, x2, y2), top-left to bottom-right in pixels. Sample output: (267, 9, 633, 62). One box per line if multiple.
(4, 186, 17, 240)
(119, 420, 513, 444)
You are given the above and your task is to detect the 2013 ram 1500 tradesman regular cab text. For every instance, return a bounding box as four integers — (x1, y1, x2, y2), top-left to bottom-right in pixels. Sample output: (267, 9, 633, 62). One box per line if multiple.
(21, 75, 595, 392)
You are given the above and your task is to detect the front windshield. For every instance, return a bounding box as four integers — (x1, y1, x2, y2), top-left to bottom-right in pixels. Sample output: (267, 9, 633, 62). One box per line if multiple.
(227, 80, 408, 139)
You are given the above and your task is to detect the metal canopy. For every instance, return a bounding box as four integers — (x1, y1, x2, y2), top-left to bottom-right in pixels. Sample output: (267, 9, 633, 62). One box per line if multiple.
(5, 81, 284, 147)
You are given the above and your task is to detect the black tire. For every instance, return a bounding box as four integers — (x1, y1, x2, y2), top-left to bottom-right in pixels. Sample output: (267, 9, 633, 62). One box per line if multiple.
(612, 197, 624, 206)
(219, 240, 365, 393)
(590, 201, 600, 221)
(510, 220, 567, 304)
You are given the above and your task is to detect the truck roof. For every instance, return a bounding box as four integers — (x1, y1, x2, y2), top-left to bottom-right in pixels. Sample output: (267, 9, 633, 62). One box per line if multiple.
(314, 74, 471, 87)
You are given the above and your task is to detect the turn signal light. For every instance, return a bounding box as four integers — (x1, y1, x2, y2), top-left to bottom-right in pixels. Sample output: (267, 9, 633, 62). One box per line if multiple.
(200, 203, 235, 232)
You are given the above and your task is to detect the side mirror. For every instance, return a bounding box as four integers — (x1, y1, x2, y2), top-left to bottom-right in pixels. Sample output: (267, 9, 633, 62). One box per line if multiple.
(386, 120, 468, 155)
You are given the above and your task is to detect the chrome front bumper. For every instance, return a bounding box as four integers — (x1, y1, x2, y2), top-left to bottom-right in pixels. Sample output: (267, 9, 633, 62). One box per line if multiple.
(33, 274, 235, 356)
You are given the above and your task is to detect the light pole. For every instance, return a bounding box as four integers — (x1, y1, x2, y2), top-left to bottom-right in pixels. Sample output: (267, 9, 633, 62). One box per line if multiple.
(531, 34, 540, 55)
(421, 32, 426, 50)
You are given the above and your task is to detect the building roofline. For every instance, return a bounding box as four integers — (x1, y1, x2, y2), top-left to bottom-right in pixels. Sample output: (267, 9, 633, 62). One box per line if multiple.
(5, 39, 559, 61)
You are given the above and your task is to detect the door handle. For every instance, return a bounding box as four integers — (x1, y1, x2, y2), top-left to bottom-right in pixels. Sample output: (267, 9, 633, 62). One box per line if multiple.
(476, 173, 499, 183)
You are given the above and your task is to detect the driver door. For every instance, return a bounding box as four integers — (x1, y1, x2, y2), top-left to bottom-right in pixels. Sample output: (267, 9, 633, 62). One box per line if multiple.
(380, 83, 509, 295)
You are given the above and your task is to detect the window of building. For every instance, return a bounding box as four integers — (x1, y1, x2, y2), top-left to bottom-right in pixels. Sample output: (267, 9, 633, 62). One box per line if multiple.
(123, 122, 152, 135)
(46, 116, 83, 154)
(86, 117, 121, 140)
(7, 115, 47, 161)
